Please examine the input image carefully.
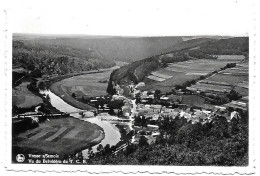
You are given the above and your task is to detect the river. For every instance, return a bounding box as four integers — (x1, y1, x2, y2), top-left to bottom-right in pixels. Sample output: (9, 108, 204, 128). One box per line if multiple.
(39, 90, 121, 158)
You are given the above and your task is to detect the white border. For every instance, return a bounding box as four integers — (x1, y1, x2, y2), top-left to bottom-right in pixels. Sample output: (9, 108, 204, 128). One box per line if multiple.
(1, 0, 258, 174)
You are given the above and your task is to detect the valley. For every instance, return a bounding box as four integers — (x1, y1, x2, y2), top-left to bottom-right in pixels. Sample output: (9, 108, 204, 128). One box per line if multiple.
(12, 35, 249, 166)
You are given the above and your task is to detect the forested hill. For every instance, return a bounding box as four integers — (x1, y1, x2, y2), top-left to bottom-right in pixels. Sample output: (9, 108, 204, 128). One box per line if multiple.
(12, 40, 116, 76)
(17, 36, 184, 63)
(107, 37, 249, 95)
(106, 38, 215, 94)
(188, 37, 249, 59)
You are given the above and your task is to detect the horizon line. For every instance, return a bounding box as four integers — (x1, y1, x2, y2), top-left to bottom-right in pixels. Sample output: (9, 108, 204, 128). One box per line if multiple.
(12, 32, 249, 38)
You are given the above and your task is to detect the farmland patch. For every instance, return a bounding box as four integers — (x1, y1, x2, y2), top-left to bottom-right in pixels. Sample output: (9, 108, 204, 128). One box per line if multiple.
(143, 57, 243, 92)
(188, 60, 249, 96)
(50, 69, 114, 109)
(214, 55, 245, 61)
(147, 75, 166, 82)
(151, 72, 173, 79)
(14, 117, 104, 156)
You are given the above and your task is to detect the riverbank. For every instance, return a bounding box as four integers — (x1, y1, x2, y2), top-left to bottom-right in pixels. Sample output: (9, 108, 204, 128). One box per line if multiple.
(41, 67, 119, 110)
(50, 81, 96, 110)
(40, 90, 122, 156)
(12, 116, 105, 161)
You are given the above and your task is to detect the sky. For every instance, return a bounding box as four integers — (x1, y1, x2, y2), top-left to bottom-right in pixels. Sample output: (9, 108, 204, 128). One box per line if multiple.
(4, 0, 253, 36)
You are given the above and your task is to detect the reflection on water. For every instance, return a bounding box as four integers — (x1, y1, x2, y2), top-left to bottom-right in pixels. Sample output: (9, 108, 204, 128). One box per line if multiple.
(39, 90, 121, 158)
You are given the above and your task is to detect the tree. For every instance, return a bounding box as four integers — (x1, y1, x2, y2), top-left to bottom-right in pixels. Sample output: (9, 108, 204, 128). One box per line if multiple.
(141, 116, 147, 127)
(97, 144, 104, 153)
(139, 135, 149, 147)
(135, 92, 141, 104)
(72, 92, 76, 98)
(175, 123, 203, 147)
(31, 68, 42, 78)
(171, 89, 176, 95)
(175, 85, 182, 90)
(126, 130, 135, 143)
(210, 115, 229, 138)
(154, 89, 161, 100)
(46, 94, 50, 101)
(134, 115, 142, 126)
(125, 144, 136, 156)
(227, 89, 241, 101)
(104, 144, 111, 154)
(108, 100, 124, 110)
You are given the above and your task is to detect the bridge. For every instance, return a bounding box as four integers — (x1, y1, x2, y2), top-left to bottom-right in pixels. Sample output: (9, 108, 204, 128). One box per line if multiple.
(100, 118, 131, 123)
(113, 143, 128, 155)
(17, 112, 70, 118)
(69, 109, 98, 114)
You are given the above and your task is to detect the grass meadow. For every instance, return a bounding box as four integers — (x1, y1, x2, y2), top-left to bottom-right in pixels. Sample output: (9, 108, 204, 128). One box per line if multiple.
(12, 82, 43, 108)
(13, 117, 104, 157)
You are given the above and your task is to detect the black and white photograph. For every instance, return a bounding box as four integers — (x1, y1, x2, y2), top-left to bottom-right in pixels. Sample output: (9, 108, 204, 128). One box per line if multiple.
(0, 0, 258, 175)
(11, 34, 249, 166)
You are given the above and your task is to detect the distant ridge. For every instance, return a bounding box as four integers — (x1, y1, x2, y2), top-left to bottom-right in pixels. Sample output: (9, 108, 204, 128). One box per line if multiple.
(14, 35, 185, 62)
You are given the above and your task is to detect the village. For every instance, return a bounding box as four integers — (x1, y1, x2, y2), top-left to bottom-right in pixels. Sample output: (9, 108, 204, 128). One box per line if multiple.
(82, 80, 248, 147)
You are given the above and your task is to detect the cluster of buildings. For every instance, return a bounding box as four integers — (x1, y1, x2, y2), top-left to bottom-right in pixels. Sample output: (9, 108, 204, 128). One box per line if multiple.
(134, 86, 247, 125)
(135, 103, 213, 124)
(93, 81, 248, 146)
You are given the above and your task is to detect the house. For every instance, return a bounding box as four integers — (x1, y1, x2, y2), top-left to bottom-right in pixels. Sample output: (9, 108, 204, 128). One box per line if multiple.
(160, 96, 169, 101)
(141, 91, 149, 99)
(113, 109, 119, 115)
(147, 136, 157, 145)
(151, 132, 160, 137)
(202, 110, 211, 115)
(148, 94, 155, 99)
(182, 112, 191, 119)
(150, 104, 162, 109)
(83, 111, 94, 118)
(163, 108, 175, 113)
(144, 104, 151, 108)
(135, 82, 145, 88)
(122, 106, 131, 116)
(230, 111, 241, 120)
(147, 124, 159, 131)
(153, 108, 161, 113)
(138, 107, 153, 115)
(161, 111, 179, 119)
(112, 95, 125, 101)
(141, 99, 148, 103)
(190, 110, 210, 124)
(151, 114, 160, 121)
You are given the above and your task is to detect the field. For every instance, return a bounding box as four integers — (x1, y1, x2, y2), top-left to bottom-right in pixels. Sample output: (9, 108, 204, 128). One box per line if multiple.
(50, 70, 113, 109)
(143, 56, 245, 92)
(188, 82, 233, 93)
(59, 70, 112, 97)
(12, 82, 43, 108)
(214, 55, 245, 61)
(165, 59, 235, 74)
(140, 74, 199, 92)
(181, 95, 215, 109)
(147, 75, 166, 82)
(188, 60, 249, 96)
(50, 81, 95, 110)
(13, 117, 104, 157)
